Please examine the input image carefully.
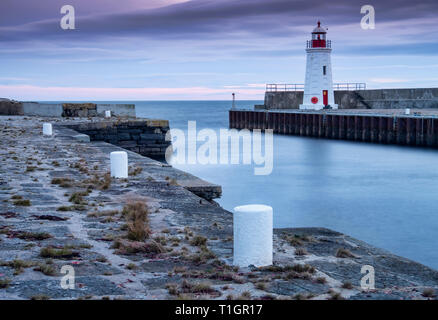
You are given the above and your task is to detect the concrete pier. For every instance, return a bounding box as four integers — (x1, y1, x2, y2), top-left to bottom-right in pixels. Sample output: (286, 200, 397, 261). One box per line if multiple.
(229, 109, 438, 148)
(261, 87, 438, 110)
(1, 115, 438, 300)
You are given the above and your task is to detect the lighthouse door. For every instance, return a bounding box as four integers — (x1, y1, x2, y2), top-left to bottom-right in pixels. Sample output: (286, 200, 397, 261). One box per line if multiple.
(323, 90, 328, 106)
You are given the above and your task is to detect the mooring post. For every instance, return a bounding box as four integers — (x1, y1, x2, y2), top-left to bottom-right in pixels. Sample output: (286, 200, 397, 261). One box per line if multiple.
(42, 123, 53, 136)
(110, 151, 128, 178)
(233, 205, 273, 267)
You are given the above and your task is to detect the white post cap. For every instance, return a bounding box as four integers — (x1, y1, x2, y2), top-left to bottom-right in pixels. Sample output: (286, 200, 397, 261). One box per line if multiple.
(233, 204, 273, 267)
(43, 123, 53, 136)
(110, 151, 128, 178)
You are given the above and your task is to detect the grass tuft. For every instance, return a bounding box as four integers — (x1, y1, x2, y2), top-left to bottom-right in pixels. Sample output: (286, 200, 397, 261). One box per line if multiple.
(328, 289, 345, 300)
(51, 177, 73, 188)
(13, 199, 31, 206)
(341, 281, 353, 289)
(31, 295, 50, 300)
(316, 277, 327, 284)
(129, 166, 143, 176)
(335, 248, 356, 259)
(34, 263, 56, 276)
(122, 201, 150, 241)
(422, 288, 435, 298)
(17, 231, 52, 241)
(0, 259, 35, 275)
(0, 278, 11, 289)
(190, 235, 207, 247)
(68, 191, 89, 205)
(40, 247, 79, 259)
(295, 247, 308, 256)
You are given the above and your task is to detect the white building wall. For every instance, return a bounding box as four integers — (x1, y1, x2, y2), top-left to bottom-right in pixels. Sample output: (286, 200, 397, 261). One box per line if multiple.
(300, 48, 338, 110)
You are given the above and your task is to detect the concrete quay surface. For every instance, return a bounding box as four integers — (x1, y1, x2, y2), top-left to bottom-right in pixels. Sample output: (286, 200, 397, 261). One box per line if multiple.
(0, 116, 437, 300)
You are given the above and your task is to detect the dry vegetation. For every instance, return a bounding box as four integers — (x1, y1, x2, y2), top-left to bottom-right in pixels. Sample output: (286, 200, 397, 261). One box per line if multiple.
(422, 288, 435, 298)
(40, 247, 79, 259)
(336, 248, 356, 258)
(122, 201, 150, 241)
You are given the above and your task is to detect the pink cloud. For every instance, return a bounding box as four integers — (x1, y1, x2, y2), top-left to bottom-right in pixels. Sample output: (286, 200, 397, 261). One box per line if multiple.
(0, 84, 264, 101)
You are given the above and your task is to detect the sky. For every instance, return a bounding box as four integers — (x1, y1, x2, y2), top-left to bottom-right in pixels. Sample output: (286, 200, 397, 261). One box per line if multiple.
(0, 0, 437, 100)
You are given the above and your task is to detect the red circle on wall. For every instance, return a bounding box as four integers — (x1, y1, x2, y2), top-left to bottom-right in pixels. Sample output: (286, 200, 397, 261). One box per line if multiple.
(311, 97, 319, 104)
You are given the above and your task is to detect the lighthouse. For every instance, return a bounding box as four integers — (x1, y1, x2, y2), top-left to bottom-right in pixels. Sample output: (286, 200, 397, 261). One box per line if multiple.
(300, 21, 338, 110)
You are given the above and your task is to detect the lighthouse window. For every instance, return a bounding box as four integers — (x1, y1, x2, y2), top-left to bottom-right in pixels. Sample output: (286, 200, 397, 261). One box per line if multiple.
(323, 66, 327, 75)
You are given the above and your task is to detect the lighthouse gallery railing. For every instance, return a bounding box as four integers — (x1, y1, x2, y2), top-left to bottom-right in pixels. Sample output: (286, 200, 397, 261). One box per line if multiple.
(266, 83, 367, 92)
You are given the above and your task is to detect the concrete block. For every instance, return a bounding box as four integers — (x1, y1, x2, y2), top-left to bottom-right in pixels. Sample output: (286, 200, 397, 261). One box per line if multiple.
(97, 104, 136, 117)
(73, 134, 90, 143)
(22, 102, 62, 117)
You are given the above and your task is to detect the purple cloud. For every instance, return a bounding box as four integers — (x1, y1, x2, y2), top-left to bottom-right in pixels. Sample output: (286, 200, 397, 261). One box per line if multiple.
(1, 0, 437, 44)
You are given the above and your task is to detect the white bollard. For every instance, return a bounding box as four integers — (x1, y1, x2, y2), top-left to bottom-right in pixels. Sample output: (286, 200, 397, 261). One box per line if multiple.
(105, 110, 111, 118)
(233, 204, 273, 267)
(110, 151, 128, 178)
(405, 108, 411, 115)
(42, 123, 52, 136)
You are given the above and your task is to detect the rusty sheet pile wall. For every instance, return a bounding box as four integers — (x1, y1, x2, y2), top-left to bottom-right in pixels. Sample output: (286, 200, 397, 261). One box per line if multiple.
(229, 110, 438, 147)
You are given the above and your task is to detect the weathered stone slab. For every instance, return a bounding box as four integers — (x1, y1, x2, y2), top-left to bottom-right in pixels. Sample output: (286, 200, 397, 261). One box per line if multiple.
(73, 134, 90, 143)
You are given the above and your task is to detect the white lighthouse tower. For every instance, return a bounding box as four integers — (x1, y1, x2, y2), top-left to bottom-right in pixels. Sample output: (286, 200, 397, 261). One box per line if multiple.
(300, 21, 338, 110)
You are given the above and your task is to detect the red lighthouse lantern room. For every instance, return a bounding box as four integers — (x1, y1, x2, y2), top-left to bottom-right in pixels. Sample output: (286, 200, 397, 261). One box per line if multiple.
(307, 21, 330, 48)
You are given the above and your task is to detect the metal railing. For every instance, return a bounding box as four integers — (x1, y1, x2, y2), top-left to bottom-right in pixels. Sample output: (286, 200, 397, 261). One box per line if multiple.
(266, 84, 305, 91)
(266, 83, 366, 92)
(307, 40, 332, 49)
(333, 83, 366, 90)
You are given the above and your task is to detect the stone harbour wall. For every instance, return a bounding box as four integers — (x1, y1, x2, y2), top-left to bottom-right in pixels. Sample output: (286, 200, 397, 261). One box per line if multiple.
(62, 103, 98, 117)
(96, 104, 136, 117)
(263, 88, 438, 110)
(0, 99, 136, 118)
(66, 119, 171, 160)
(22, 102, 63, 117)
(0, 98, 23, 115)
